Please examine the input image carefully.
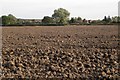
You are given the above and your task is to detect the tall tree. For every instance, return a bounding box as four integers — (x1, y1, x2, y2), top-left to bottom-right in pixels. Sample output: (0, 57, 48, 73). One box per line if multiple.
(107, 16, 111, 23)
(103, 16, 107, 22)
(2, 14, 17, 25)
(52, 8, 70, 25)
(102, 16, 111, 24)
(69, 17, 76, 23)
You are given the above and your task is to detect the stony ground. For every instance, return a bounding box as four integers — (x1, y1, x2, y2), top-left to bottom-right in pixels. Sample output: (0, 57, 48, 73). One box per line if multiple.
(1, 25, 119, 79)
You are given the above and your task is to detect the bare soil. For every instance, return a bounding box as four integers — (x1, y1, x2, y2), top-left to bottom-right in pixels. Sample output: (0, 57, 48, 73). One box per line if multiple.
(1, 25, 119, 79)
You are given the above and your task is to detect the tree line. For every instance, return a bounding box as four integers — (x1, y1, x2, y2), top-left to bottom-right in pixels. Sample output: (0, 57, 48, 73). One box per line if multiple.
(0, 8, 120, 26)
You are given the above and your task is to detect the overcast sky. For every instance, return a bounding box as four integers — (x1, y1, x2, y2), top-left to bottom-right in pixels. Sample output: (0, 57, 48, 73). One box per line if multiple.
(0, 0, 119, 20)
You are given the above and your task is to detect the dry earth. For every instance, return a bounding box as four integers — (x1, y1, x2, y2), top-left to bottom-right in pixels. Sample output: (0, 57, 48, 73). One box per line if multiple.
(1, 25, 119, 79)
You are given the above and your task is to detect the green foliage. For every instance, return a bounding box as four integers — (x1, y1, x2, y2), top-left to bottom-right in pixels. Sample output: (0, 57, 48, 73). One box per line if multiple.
(42, 16, 54, 24)
(102, 16, 112, 24)
(0, 17, 2, 25)
(52, 8, 70, 25)
(91, 20, 103, 25)
(2, 14, 17, 25)
(69, 17, 76, 23)
(69, 17, 82, 24)
(1, 12, 119, 26)
(112, 16, 120, 23)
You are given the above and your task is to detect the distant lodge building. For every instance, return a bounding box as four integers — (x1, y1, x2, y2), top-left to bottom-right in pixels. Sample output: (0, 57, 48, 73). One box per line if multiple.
(17, 19, 42, 25)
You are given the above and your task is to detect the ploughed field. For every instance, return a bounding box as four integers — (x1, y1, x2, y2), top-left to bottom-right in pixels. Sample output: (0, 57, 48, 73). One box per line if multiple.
(2, 25, 119, 79)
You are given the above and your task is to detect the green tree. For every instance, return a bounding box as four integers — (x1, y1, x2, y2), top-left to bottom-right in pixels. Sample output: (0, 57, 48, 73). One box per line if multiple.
(2, 14, 17, 25)
(52, 8, 70, 25)
(107, 16, 112, 23)
(77, 17, 82, 24)
(42, 16, 54, 24)
(69, 17, 82, 24)
(118, 16, 120, 22)
(102, 16, 111, 24)
(0, 16, 2, 26)
(77, 17, 82, 21)
(103, 16, 107, 22)
(69, 17, 76, 23)
(112, 16, 120, 23)
(1, 16, 8, 25)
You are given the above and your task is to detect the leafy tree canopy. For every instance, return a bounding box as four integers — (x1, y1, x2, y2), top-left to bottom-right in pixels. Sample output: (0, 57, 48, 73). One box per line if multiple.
(1, 14, 17, 25)
(42, 16, 54, 24)
(52, 8, 70, 24)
